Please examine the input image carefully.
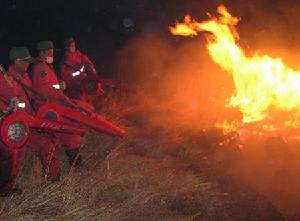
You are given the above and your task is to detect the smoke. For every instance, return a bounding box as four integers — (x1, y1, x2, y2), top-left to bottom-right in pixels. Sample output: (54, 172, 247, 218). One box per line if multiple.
(113, 0, 300, 130)
(231, 0, 300, 67)
(112, 1, 300, 219)
(113, 35, 238, 129)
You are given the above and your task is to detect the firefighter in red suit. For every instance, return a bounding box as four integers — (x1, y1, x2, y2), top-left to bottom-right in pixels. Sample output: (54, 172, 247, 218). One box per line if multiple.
(0, 47, 60, 196)
(60, 37, 101, 103)
(31, 41, 83, 167)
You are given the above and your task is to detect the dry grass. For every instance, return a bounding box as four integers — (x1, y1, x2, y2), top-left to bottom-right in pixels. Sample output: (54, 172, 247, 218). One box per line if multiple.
(0, 91, 286, 221)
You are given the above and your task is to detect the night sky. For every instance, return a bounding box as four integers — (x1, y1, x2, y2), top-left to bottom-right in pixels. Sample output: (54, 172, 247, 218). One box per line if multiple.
(1, 0, 300, 75)
(0, 0, 170, 73)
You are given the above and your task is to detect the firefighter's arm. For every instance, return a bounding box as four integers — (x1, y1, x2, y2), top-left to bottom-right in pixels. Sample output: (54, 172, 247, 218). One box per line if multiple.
(0, 74, 14, 102)
(81, 53, 96, 75)
(60, 63, 82, 87)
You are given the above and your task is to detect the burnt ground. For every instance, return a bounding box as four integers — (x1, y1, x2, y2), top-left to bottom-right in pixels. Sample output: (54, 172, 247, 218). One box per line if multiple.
(0, 91, 291, 221)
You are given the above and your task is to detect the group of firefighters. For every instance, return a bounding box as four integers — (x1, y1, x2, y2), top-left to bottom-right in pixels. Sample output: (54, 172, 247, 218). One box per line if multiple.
(0, 37, 102, 197)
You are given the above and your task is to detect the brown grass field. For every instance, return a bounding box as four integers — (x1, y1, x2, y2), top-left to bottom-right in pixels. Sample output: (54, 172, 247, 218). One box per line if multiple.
(0, 91, 289, 221)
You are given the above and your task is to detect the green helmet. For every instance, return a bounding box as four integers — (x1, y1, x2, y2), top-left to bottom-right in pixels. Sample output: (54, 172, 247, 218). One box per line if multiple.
(9, 47, 35, 63)
(36, 40, 54, 51)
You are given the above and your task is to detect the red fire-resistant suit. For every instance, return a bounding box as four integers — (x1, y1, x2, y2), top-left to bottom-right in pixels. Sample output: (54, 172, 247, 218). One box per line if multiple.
(31, 58, 83, 149)
(60, 50, 96, 101)
(0, 67, 60, 194)
(0, 72, 28, 193)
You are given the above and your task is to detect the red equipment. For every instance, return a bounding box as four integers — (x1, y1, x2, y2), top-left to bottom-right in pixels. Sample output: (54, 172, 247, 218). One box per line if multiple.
(82, 75, 103, 96)
(0, 110, 84, 150)
(37, 102, 125, 138)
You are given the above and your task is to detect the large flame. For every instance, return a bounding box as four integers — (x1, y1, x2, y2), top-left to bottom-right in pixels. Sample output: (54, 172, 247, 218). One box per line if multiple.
(170, 5, 300, 124)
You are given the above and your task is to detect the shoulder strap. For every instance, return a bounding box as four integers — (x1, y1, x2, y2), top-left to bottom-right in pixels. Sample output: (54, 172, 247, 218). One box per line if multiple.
(17, 79, 36, 113)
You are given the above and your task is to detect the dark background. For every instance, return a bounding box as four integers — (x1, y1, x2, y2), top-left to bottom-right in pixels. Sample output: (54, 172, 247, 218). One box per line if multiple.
(0, 0, 173, 74)
(1, 0, 300, 76)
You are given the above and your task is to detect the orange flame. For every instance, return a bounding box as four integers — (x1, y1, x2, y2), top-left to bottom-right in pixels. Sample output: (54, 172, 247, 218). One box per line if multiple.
(170, 5, 300, 124)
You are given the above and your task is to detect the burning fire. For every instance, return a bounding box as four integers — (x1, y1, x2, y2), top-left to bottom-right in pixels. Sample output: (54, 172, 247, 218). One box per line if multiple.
(170, 5, 300, 126)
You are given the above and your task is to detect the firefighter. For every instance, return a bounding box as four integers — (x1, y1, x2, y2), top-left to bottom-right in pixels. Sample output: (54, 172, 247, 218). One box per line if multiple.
(31, 41, 83, 167)
(0, 68, 26, 196)
(0, 47, 60, 196)
(60, 37, 102, 104)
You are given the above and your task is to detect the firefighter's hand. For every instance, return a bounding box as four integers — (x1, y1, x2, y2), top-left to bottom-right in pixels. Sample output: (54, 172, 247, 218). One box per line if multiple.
(97, 83, 104, 95)
(85, 65, 97, 75)
(92, 67, 97, 75)
(9, 97, 20, 111)
(4, 74, 14, 86)
(59, 81, 67, 91)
